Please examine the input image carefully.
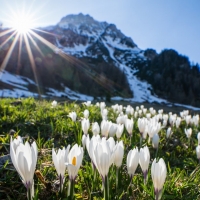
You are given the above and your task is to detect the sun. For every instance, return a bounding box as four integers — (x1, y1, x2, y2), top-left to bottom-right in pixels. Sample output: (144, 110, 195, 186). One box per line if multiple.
(11, 12, 35, 34)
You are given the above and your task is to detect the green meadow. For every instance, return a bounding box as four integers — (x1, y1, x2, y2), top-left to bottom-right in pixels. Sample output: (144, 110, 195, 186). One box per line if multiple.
(0, 98, 200, 200)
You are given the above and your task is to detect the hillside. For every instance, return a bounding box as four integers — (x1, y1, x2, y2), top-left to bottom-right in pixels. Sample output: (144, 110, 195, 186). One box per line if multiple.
(0, 13, 200, 107)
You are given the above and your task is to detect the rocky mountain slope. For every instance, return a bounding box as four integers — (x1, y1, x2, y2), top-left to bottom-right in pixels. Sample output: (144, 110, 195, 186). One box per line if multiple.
(0, 13, 200, 107)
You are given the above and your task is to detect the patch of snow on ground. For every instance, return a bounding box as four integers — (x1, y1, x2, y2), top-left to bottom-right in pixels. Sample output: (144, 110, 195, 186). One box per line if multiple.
(0, 89, 44, 98)
(173, 103, 200, 111)
(0, 71, 35, 86)
(47, 87, 93, 101)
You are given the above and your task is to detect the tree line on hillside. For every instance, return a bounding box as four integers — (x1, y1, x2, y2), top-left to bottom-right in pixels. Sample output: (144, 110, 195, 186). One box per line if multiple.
(136, 49, 200, 106)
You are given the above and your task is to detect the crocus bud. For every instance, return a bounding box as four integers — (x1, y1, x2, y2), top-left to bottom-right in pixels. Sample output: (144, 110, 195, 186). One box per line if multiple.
(125, 118, 134, 137)
(51, 100, 57, 108)
(151, 158, 167, 200)
(166, 127, 172, 138)
(139, 146, 150, 184)
(112, 141, 124, 168)
(83, 109, 89, 119)
(68, 111, 77, 122)
(197, 132, 200, 145)
(109, 123, 117, 137)
(196, 145, 200, 162)
(92, 122, 100, 136)
(138, 118, 148, 138)
(52, 145, 70, 191)
(93, 137, 112, 180)
(82, 134, 87, 149)
(83, 101, 91, 107)
(81, 118, 90, 135)
(152, 133, 159, 149)
(185, 128, 192, 138)
(116, 124, 124, 139)
(101, 120, 112, 138)
(127, 147, 139, 179)
(10, 137, 38, 198)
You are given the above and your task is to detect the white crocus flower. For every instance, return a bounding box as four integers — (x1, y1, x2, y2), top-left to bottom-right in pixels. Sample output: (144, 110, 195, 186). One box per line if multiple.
(83, 101, 91, 107)
(66, 144, 83, 181)
(83, 109, 89, 119)
(109, 123, 118, 137)
(12, 135, 23, 150)
(107, 137, 115, 154)
(112, 141, 124, 168)
(52, 145, 70, 191)
(10, 137, 38, 199)
(162, 120, 167, 127)
(68, 111, 77, 122)
(116, 113, 127, 124)
(81, 134, 87, 149)
(140, 105, 144, 109)
(147, 119, 161, 139)
(163, 114, 169, 122)
(93, 137, 112, 182)
(152, 133, 160, 149)
(176, 117, 181, 128)
(81, 118, 90, 135)
(151, 158, 167, 200)
(138, 118, 148, 138)
(51, 100, 57, 108)
(101, 108, 108, 120)
(166, 127, 173, 138)
(185, 115, 191, 125)
(101, 120, 112, 138)
(126, 105, 134, 115)
(100, 102, 106, 111)
(88, 135, 101, 168)
(143, 108, 147, 115)
(125, 118, 134, 137)
(116, 124, 124, 139)
(138, 110, 142, 117)
(169, 114, 176, 126)
(196, 145, 200, 162)
(146, 113, 151, 119)
(193, 115, 199, 126)
(197, 132, 200, 145)
(139, 146, 150, 184)
(134, 111, 138, 118)
(127, 147, 139, 179)
(92, 122, 100, 136)
(184, 128, 192, 138)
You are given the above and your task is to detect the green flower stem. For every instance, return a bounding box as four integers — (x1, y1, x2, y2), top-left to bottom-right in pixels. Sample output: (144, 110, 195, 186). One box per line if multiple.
(59, 174, 63, 196)
(74, 122, 81, 145)
(68, 179, 75, 200)
(73, 121, 78, 143)
(27, 187, 31, 200)
(155, 147, 159, 158)
(140, 136, 143, 148)
(103, 176, 109, 200)
(116, 167, 119, 194)
(91, 165, 97, 199)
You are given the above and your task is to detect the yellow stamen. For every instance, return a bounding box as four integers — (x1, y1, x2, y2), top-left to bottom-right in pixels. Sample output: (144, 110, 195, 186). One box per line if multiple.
(72, 156, 76, 166)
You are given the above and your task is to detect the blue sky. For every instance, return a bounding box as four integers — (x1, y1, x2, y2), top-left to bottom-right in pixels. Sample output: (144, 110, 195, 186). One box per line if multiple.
(0, 0, 200, 64)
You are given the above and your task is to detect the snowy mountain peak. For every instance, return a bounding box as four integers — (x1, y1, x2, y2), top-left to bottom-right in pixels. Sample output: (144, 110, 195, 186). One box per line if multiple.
(58, 13, 108, 36)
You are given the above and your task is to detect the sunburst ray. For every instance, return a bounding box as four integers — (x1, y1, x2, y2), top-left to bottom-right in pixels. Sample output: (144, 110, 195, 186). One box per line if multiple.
(0, 32, 20, 77)
(23, 33, 41, 96)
